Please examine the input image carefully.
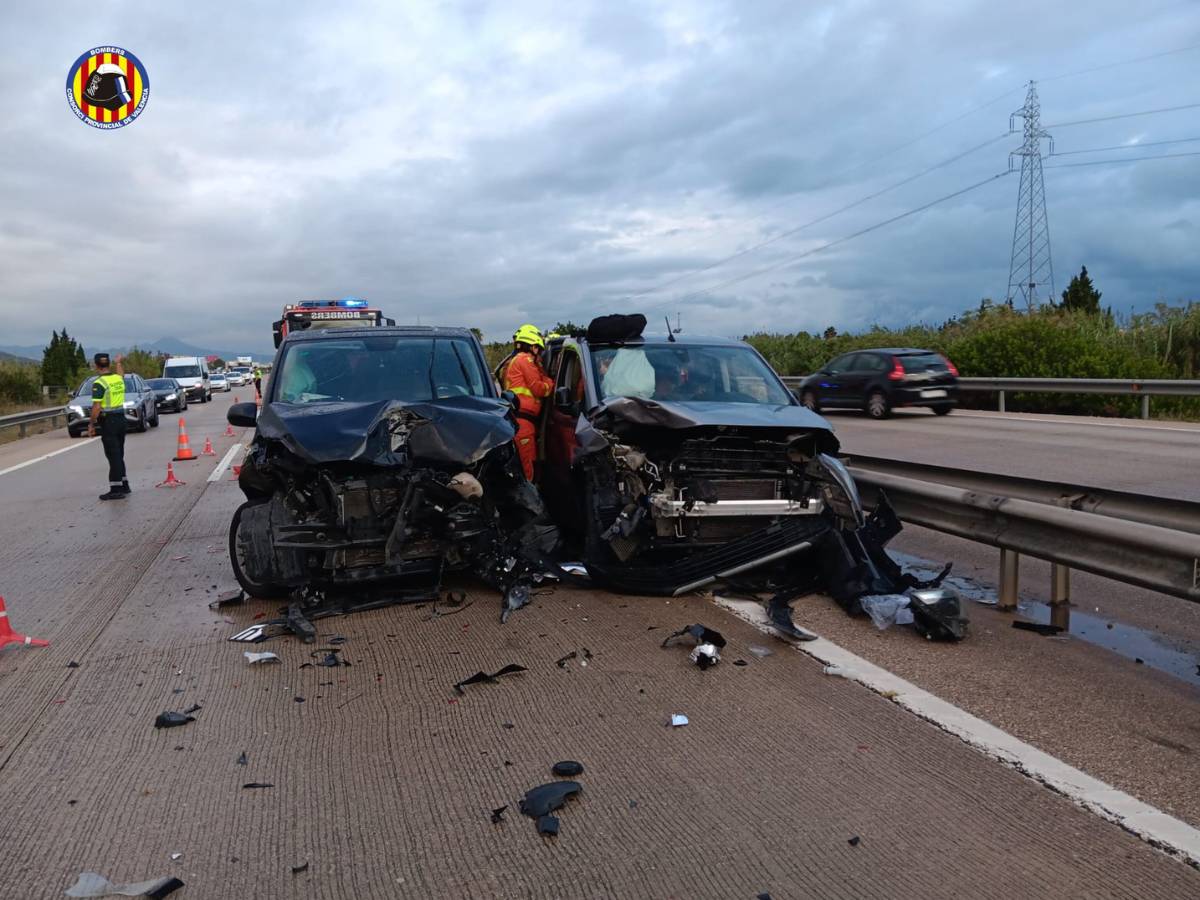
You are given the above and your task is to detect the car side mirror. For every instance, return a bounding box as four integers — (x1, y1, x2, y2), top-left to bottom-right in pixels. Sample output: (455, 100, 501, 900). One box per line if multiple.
(228, 402, 258, 428)
(501, 389, 519, 411)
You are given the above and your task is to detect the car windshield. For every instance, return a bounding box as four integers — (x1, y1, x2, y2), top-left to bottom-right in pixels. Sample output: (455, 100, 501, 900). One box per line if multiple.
(147, 379, 175, 389)
(274, 335, 488, 404)
(75, 375, 138, 397)
(211, 374, 226, 380)
(164, 364, 202, 378)
(590, 344, 793, 405)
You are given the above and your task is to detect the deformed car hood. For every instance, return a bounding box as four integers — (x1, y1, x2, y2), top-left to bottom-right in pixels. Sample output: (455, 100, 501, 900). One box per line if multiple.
(255, 395, 516, 466)
(587, 397, 839, 454)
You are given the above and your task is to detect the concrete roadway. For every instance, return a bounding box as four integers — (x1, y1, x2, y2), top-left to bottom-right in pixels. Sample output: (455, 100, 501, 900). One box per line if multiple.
(0, 399, 1198, 897)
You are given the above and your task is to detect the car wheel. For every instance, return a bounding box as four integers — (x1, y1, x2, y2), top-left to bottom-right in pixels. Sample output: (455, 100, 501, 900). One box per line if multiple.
(229, 501, 291, 599)
(149, 407, 160, 428)
(866, 390, 891, 420)
(932, 404, 953, 416)
(206, 391, 212, 403)
(135, 410, 147, 433)
(800, 390, 820, 412)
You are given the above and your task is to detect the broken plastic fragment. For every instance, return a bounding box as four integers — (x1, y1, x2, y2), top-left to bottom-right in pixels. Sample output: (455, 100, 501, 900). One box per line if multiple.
(733, 659, 748, 667)
(153, 712, 194, 729)
(209, 589, 245, 610)
(551, 760, 584, 777)
(229, 623, 272, 643)
(65, 872, 184, 898)
(519, 781, 582, 818)
(244, 651, 280, 665)
(67, 660, 80, 669)
(848, 835, 861, 847)
(500, 583, 531, 624)
(236, 752, 247, 766)
(286, 604, 317, 643)
(660, 623, 727, 650)
(670, 714, 688, 727)
(169, 853, 182, 861)
(908, 587, 968, 641)
(182, 704, 202, 715)
(537, 814, 560, 836)
(291, 862, 309, 875)
(453, 663, 528, 695)
(490, 805, 508, 824)
(242, 782, 273, 789)
(859, 595, 913, 630)
(688, 643, 721, 669)
(555, 651, 577, 668)
(748, 645, 773, 658)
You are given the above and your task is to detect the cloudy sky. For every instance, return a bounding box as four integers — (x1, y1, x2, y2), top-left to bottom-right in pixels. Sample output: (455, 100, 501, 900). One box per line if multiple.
(1, 1, 1197, 355)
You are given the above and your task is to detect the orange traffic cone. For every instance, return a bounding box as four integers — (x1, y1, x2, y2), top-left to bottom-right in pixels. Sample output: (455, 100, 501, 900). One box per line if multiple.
(0, 597, 49, 649)
(174, 418, 196, 461)
(156, 462, 186, 488)
(201, 436, 216, 456)
(223, 422, 236, 437)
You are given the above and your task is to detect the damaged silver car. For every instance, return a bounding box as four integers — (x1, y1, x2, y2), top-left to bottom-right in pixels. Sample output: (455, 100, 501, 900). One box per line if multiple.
(226, 327, 556, 625)
(537, 316, 961, 636)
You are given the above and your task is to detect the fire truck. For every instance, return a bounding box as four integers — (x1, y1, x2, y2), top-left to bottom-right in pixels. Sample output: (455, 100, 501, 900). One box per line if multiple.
(272, 298, 395, 348)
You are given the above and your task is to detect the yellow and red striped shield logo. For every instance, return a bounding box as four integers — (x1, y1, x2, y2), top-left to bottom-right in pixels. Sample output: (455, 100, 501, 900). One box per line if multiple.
(66, 46, 149, 129)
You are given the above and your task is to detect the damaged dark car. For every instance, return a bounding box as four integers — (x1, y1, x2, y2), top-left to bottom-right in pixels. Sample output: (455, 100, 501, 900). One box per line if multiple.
(536, 316, 962, 636)
(226, 327, 556, 622)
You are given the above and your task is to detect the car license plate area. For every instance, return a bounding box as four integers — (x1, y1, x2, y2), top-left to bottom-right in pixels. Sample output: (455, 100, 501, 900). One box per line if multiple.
(920, 389, 948, 399)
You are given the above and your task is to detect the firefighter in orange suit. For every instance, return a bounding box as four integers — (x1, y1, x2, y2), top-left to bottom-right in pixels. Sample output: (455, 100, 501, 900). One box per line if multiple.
(500, 324, 553, 481)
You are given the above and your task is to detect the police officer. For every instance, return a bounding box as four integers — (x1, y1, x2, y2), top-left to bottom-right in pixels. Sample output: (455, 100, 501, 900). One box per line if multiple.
(88, 353, 130, 501)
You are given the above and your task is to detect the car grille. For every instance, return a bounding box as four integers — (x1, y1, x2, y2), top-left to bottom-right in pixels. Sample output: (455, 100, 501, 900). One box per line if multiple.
(711, 478, 780, 501)
(671, 437, 792, 477)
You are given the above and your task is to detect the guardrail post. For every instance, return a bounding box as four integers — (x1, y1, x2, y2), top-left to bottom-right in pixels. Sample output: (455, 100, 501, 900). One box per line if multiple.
(998, 548, 1019, 611)
(1050, 497, 1071, 607)
(998, 390, 1006, 413)
(19, 423, 27, 438)
(1141, 395, 1150, 420)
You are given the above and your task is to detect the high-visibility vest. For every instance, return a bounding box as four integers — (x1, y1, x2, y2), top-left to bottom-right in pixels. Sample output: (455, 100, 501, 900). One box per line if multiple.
(94, 373, 125, 411)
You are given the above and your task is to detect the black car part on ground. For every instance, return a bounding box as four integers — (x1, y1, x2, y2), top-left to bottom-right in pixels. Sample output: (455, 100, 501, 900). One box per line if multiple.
(230, 394, 560, 624)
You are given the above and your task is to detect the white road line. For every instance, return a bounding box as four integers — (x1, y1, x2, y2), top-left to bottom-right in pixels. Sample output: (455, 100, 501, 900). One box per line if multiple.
(207, 444, 241, 483)
(0, 438, 100, 478)
(948, 410, 1200, 435)
(713, 596, 1200, 868)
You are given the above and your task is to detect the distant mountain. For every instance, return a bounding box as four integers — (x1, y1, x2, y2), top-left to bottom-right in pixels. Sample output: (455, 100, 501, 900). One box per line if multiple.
(0, 344, 47, 361)
(0, 350, 39, 365)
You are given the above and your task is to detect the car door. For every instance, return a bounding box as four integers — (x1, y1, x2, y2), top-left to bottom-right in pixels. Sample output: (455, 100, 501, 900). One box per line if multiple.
(815, 353, 854, 407)
(838, 353, 875, 406)
(540, 346, 585, 529)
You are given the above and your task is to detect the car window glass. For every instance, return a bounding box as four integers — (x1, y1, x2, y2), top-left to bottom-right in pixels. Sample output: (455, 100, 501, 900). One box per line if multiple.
(900, 353, 947, 371)
(825, 354, 851, 374)
(555, 350, 582, 406)
(592, 344, 791, 405)
(848, 354, 878, 372)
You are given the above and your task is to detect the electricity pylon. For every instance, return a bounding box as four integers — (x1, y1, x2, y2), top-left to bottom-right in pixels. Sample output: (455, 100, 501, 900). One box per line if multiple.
(1006, 81, 1055, 309)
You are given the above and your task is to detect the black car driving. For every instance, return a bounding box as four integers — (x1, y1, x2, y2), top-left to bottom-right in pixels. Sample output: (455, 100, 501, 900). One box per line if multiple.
(146, 377, 189, 413)
(796, 348, 959, 419)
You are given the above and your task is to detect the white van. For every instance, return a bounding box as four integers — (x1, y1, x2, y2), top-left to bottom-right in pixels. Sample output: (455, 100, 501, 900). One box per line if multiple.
(162, 356, 212, 403)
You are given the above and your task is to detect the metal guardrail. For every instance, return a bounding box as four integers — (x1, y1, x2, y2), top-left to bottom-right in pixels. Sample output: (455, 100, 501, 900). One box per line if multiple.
(780, 375, 1200, 418)
(845, 460, 1200, 607)
(0, 407, 67, 438)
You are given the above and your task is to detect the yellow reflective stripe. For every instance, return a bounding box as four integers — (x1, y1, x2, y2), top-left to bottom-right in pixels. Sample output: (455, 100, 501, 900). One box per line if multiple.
(510, 386, 533, 397)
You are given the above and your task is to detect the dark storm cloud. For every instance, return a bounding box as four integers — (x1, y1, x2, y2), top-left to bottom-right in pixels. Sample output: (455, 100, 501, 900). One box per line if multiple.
(0, 0, 1197, 355)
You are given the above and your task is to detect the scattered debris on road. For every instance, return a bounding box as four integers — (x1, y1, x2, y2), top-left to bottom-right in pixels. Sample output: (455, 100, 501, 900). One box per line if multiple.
(747, 645, 773, 658)
(242, 782, 273, 789)
(153, 712, 194, 729)
(65, 872, 184, 898)
(490, 805, 508, 824)
(860, 594, 914, 630)
(519, 781, 582, 833)
(236, 752, 247, 766)
(244, 651, 280, 665)
(662, 623, 726, 669)
(670, 714, 689, 727)
(537, 815, 560, 836)
(848, 835, 861, 847)
(551, 760, 584, 777)
(453, 663, 527, 695)
(182, 704, 202, 715)
(291, 862, 309, 875)
(209, 589, 245, 610)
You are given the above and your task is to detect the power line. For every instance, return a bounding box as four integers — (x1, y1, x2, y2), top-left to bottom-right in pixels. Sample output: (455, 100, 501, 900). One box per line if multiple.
(1050, 136, 1200, 156)
(1040, 42, 1200, 83)
(1045, 102, 1200, 129)
(645, 171, 1013, 312)
(1043, 150, 1200, 169)
(629, 132, 1010, 299)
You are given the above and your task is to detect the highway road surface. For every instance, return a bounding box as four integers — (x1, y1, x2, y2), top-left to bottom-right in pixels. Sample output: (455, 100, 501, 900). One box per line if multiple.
(0, 398, 1198, 897)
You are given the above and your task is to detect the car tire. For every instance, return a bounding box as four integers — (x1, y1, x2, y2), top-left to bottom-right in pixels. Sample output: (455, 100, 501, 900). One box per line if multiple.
(149, 407, 160, 428)
(800, 390, 821, 412)
(229, 501, 291, 599)
(134, 411, 147, 433)
(866, 390, 891, 420)
(932, 404, 953, 416)
(206, 391, 212, 403)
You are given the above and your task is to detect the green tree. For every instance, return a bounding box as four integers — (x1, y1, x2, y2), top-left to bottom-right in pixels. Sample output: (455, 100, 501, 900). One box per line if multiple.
(209, 357, 227, 372)
(1061, 266, 1102, 314)
(551, 321, 586, 337)
(40, 329, 88, 390)
(123, 346, 167, 379)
